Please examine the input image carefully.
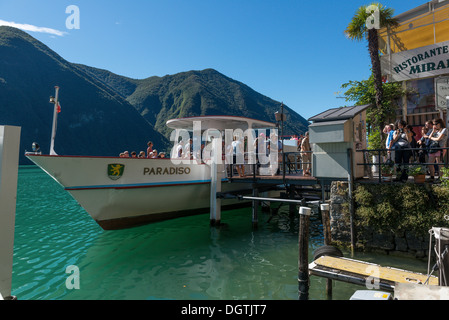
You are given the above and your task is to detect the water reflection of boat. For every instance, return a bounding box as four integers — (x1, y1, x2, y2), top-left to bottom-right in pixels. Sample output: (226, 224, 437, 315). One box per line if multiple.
(26, 116, 277, 230)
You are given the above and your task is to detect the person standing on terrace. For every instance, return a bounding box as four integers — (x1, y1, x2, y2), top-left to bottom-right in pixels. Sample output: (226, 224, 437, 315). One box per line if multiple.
(427, 118, 447, 181)
(391, 120, 412, 182)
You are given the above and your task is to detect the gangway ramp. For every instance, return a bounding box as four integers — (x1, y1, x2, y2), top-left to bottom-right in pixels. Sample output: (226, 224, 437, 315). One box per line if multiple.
(309, 255, 439, 292)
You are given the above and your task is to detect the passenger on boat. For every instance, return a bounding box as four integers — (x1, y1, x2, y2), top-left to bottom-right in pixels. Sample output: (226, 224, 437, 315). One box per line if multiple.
(159, 152, 166, 158)
(183, 139, 193, 159)
(147, 141, 153, 158)
(176, 143, 183, 158)
(225, 141, 233, 177)
(32, 142, 41, 154)
(131, 151, 137, 158)
(138, 151, 145, 158)
(151, 150, 158, 158)
(267, 131, 281, 175)
(232, 136, 245, 177)
(123, 151, 130, 157)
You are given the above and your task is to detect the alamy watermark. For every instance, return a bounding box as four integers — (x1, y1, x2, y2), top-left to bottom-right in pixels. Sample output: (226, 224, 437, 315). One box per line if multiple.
(169, 121, 280, 172)
(365, 265, 380, 290)
(65, 265, 80, 290)
(66, 5, 80, 30)
(366, 4, 380, 30)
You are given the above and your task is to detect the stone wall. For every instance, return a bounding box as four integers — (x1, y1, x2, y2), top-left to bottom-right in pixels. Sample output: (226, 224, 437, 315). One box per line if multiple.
(329, 181, 431, 258)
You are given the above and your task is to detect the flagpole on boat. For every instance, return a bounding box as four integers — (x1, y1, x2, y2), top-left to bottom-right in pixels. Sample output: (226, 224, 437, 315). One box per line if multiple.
(49, 86, 59, 156)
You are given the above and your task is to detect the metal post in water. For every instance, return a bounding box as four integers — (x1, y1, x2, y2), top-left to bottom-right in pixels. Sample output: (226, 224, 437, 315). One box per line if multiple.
(298, 206, 311, 300)
(252, 186, 259, 228)
(210, 139, 221, 226)
(0, 126, 21, 300)
(289, 185, 296, 215)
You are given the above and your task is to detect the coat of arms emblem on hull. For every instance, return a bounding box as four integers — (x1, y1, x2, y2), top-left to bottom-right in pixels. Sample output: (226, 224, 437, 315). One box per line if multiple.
(108, 164, 125, 180)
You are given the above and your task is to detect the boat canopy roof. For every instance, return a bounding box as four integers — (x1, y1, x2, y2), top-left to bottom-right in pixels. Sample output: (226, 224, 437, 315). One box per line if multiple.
(166, 115, 276, 131)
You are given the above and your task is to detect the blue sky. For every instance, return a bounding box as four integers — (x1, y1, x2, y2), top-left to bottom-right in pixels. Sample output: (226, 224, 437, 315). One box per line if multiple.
(0, 0, 427, 120)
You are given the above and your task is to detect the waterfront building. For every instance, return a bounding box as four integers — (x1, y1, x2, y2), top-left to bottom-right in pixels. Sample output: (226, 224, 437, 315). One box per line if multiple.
(380, 0, 449, 137)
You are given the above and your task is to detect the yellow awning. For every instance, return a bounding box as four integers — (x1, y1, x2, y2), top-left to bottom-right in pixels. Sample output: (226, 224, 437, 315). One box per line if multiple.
(379, 3, 449, 54)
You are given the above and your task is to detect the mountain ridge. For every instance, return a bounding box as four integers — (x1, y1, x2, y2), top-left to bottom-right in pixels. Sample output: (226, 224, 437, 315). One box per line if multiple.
(79, 66, 309, 139)
(0, 26, 309, 164)
(0, 26, 168, 164)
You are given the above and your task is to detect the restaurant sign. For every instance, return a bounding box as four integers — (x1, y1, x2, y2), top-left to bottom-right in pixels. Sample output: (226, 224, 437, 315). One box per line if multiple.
(381, 40, 449, 82)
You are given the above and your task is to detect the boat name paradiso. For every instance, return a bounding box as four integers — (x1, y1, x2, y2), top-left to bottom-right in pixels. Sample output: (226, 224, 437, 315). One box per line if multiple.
(143, 167, 191, 175)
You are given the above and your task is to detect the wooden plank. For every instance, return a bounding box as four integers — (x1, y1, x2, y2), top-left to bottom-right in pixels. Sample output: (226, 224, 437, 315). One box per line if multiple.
(311, 256, 439, 286)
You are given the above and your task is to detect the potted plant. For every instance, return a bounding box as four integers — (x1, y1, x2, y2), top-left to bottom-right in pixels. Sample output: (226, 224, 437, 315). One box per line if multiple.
(368, 130, 384, 174)
(381, 164, 394, 181)
(409, 164, 426, 183)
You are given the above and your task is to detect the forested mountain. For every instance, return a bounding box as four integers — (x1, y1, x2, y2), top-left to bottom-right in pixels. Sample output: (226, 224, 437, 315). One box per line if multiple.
(79, 66, 310, 140)
(0, 26, 168, 164)
(0, 26, 309, 164)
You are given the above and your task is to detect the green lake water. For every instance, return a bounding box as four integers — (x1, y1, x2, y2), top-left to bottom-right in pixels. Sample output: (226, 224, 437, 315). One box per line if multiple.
(11, 166, 430, 300)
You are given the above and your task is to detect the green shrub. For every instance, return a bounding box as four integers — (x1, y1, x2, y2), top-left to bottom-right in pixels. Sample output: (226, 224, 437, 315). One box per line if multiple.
(353, 183, 449, 237)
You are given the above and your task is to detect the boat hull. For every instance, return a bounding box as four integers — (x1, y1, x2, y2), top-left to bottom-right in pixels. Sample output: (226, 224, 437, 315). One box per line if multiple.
(26, 155, 249, 230)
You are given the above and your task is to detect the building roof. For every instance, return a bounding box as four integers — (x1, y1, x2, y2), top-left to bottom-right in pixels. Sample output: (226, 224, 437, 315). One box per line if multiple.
(308, 105, 370, 122)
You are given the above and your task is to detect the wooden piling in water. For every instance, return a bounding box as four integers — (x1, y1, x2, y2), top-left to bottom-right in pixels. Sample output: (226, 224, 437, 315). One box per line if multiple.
(252, 186, 259, 228)
(320, 203, 332, 298)
(320, 203, 332, 246)
(298, 206, 311, 300)
(289, 185, 296, 215)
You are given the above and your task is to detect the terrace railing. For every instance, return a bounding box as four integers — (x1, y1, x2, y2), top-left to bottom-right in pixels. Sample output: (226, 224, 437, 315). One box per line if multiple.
(356, 147, 449, 183)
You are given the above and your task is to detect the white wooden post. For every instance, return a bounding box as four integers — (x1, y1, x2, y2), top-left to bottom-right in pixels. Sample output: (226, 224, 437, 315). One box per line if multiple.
(0, 126, 21, 300)
(210, 138, 221, 225)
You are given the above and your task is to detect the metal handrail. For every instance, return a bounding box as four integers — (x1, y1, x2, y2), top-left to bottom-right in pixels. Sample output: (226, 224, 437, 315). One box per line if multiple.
(356, 147, 449, 183)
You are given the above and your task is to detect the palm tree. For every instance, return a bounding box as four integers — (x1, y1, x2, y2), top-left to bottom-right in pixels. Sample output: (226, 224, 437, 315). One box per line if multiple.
(345, 3, 398, 137)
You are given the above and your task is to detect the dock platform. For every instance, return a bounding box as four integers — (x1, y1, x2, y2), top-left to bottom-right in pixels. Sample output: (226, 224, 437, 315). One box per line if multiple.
(228, 171, 319, 185)
(309, 256, 439, 292)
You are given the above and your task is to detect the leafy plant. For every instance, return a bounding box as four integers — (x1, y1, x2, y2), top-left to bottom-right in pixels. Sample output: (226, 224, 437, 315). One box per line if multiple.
(408, 164, 426, 176)
(368, 129, 383, 156)
(440, 167, 449, 187)
(341, 75, 409, 151)
(380, 164, 394, 175)
(354, 183, 449, 236)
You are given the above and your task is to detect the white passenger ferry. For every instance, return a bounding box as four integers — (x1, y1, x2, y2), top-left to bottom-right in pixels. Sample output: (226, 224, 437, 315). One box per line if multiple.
(26, 115, 277, 230)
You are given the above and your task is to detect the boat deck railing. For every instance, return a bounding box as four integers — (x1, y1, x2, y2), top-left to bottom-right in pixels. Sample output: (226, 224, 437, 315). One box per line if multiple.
(226, 150, 312, 180)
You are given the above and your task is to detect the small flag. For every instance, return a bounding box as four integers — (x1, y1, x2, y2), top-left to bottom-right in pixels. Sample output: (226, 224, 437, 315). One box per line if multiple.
(57, 102, 61, 113)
